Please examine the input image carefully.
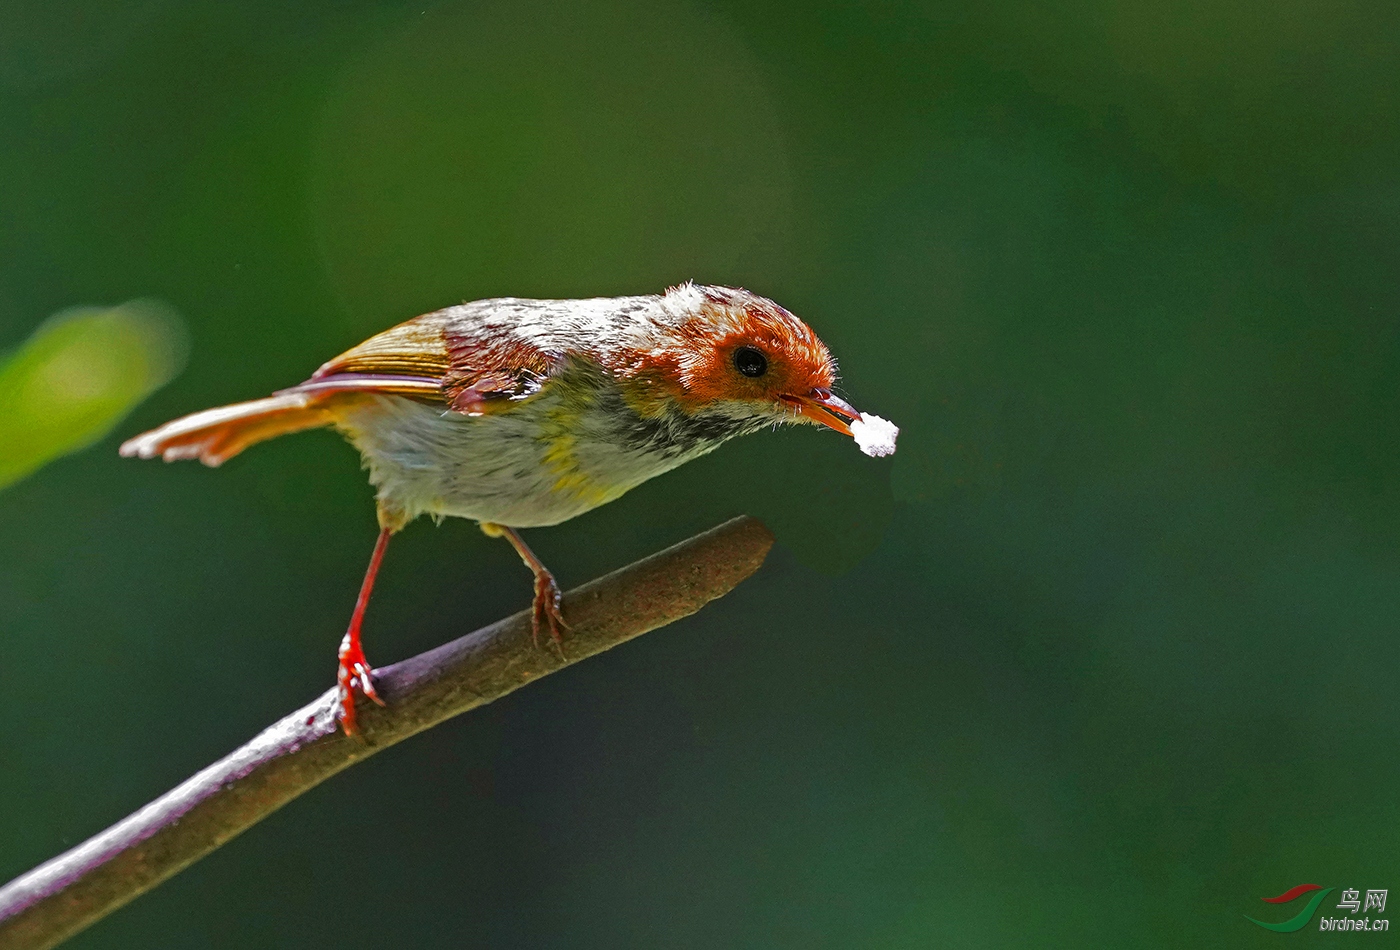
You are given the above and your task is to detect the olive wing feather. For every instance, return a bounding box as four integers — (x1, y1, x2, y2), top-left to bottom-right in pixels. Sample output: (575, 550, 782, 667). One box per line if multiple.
(309, 305, 557, 414)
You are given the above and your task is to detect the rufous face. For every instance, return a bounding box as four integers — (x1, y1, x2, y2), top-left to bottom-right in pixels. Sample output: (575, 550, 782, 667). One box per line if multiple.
(670, 296, 861, 434)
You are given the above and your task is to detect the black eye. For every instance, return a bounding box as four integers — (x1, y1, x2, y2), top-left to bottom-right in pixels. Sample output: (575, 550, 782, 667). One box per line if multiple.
(733, 346, 767, 378)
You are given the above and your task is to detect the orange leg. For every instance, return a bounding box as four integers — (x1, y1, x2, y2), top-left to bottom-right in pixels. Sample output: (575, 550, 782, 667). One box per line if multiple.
(481, 523, 570, 648)
(336, 527, 392, 735)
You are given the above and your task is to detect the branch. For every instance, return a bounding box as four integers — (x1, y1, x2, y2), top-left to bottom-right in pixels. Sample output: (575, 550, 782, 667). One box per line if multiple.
(0, 516, 774, 950)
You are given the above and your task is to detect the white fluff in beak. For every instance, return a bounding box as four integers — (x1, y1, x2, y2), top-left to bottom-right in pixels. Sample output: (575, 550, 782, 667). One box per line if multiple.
(850, 413, 899, 457)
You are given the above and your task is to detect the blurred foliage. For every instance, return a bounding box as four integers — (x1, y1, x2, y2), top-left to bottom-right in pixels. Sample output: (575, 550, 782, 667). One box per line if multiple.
(0, 300, 185, 490)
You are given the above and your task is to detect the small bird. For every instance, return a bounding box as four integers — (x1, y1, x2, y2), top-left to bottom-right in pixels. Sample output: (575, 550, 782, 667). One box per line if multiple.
(121, 283, 897, 733)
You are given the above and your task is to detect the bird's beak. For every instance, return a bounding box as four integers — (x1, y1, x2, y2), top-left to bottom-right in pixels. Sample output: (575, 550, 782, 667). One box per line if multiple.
(780, 388, 862, 437)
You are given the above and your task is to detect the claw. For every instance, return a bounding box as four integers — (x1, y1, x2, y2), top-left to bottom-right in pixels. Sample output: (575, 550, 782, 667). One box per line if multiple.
(333, 527, 394, 736)
(531, 569, 571, 651)
(484, 522, 571, 654)
(336, 632, 386, 735)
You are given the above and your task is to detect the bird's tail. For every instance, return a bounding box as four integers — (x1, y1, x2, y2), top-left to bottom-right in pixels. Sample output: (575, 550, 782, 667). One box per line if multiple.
(119, 389, 341, 467)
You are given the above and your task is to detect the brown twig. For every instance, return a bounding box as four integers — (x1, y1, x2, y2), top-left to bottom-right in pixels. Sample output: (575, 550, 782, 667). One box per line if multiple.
(0, 516, 774, 950)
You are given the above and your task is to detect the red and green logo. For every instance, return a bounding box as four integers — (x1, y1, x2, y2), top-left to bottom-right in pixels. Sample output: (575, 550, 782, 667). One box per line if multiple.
(1245, 884, 1334, 932)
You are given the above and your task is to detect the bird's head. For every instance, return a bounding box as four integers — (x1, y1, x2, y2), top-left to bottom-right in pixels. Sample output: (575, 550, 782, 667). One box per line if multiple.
(631, 283, 866, 439)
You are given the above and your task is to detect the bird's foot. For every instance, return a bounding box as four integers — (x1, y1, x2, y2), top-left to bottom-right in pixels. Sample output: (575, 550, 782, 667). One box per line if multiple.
(481, 522, 571, 654)
(531, 569, 570, 652)
(336, 632, 386, 736)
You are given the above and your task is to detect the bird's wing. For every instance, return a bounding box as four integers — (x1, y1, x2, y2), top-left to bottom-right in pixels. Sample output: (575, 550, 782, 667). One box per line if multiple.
(122, 304, 565, 468)
(307, 305, 558, 415)
(314, 312, 453, 382)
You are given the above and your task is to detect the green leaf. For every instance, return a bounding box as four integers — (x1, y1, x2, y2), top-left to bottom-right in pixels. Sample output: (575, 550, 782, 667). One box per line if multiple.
(0, 299, 187, 490)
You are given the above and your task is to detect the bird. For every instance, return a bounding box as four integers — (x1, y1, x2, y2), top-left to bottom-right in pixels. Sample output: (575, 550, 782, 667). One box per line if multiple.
(120, 282, 897, 734)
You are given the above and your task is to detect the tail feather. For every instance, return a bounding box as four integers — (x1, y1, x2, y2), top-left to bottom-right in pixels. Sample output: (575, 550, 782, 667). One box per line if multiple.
(119, 390, 341, 467)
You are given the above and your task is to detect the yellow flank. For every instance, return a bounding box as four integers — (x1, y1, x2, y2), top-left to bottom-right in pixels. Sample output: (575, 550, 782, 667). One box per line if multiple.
(618, 370, 675, 419)
(539, 397, 618, 507)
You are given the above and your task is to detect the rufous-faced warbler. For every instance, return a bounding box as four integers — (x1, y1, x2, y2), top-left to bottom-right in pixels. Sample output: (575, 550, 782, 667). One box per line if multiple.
(121, 283, 898, 733)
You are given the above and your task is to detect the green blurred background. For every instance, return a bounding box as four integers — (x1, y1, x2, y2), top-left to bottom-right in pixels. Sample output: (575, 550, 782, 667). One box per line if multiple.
(2, 0, 1397, 946)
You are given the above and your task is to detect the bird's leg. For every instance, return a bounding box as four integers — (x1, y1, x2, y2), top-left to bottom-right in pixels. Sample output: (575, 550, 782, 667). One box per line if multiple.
(336, 526, 392, 735)
(481, 523, 570, 649)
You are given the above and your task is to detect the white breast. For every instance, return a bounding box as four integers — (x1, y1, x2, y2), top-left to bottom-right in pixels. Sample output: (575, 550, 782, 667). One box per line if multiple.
(333, 382, 730, 528)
